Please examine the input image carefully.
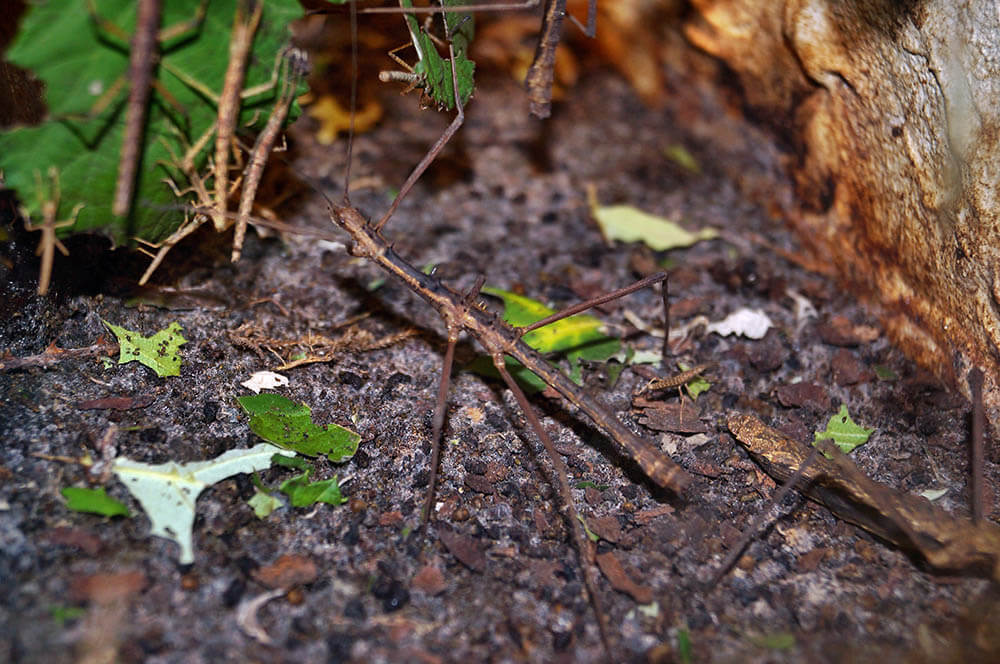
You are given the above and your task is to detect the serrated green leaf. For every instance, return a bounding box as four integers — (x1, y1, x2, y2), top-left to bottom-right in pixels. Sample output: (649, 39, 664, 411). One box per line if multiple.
(0, 0, 306, 244)
(237, 393, 360, 461)
(279, 472, 346, 508)
(399, 0, 475, 109)
(113, 443, 293, 563)
(248, 490, 283, 519)
(61, 486, 130, 517)
(813, 404, 874, 455)
(588, 187, 717, 251)
(103, 319, 187, 377)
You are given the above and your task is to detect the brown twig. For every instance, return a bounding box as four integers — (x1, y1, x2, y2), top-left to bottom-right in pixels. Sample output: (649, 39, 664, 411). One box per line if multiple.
(213, 0, 263, 232)
(524, 0, 566, 118)
(232, 48, 308, 262)
(1, 339, 118, 372)
(112, 0, 161, 217)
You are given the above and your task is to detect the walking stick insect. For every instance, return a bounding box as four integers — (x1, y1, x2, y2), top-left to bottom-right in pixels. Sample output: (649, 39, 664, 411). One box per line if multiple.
(286, 1, 694, 656)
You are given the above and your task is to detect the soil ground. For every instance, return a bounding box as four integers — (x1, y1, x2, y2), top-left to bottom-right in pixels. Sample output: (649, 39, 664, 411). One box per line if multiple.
(2, 57, 999, 663)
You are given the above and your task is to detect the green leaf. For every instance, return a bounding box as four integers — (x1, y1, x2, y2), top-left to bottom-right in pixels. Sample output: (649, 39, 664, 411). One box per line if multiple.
(61, 486, 130, 517)
(749, 632, 796, 650)
(279, 472, 346, 508)
(663, 144, 701, 173)
(588, 187, 717, 251)
(237, 393, 361, 461)
(574, 481, 609, 491)
(271, 453, 311, 471)
(103, 320, 187, 377)
(677, 362, 712, 400)
(113, 443, 294, 563)
(677, 628, 693, 664)
(399, 0, 475, 109)
(813, 404, 874, 455)
(248, 490, 283, 519)
(874, 365, 897, 381)
(467, 287, 621, 390)
(0, 0, 306, 244)
(576, 514, 599, 543)
(49, 605, 87, 626)
(481, 287, 620, 358)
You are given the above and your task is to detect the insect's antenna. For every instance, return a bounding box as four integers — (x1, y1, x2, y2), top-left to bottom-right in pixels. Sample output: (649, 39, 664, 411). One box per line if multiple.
(341, 0, 359, 205)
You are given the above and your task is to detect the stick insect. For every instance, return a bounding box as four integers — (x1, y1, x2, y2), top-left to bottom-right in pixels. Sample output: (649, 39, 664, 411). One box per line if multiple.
(287, 1, 693, 656)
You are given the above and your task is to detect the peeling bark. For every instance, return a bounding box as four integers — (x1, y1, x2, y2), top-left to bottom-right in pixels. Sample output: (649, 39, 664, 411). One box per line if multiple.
(685, 0, 1000, 430)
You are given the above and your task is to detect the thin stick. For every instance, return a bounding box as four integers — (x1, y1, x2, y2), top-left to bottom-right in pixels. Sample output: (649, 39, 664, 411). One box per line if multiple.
(495, 358, 612, 656)
(232, 50, 307, 262)
(968, 367, 986, 523)
(424, 337, 456, 523)
(113, 0, 161, 217)
(567, 0, 596, 38)
(706, 446, 818, 588)
(524, 0, 565, 118)
(518, 272, 666, 335)
(333, 205, 692, 493)
(343, 0, 359, 203)
(373, 41, 466, 232)
(213, 0, 263, 232)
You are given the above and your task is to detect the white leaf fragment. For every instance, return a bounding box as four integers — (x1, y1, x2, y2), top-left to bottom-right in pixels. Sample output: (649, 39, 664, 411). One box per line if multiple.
(241, 371, 289, 394)
(113, 443, 295, 563)
(706, 308, 773, 339)
(919, 488, 948, 502)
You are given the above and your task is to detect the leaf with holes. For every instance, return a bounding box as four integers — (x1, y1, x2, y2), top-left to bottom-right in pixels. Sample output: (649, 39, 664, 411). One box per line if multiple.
(237, 393, 360, 461)
(113, 443, 294, 563)
(813, 404, 874, 455)
(103, 320, 187, 377)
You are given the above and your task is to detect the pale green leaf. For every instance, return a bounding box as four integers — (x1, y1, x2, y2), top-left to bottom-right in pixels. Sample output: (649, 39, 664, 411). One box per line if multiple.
(103, 320, 187, 377)
(248, 490, 283, 519)
(113, 443, 294, 563)
(813, 404, 874, 455)
(749, 632, 796, 650)
(237, 393, 360, 461)
(589, 188, 717, 251)
(664, 144, 700, 173)
(62, 486, 130, 517)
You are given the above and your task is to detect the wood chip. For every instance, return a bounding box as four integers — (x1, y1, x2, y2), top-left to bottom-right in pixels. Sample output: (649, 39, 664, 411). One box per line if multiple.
(411, 563, 447, 596)
(588, 515, 623, 544)
(634, 505, 675, 525)
(76, 394, 154, 410)
(463, 474, 495, 495)
(595, 551, 653, 604)
(438, 527, 487, 573)
(774, 382, 830, 411)
(70, 570, 147, 604)
(251, 553, 318, 589)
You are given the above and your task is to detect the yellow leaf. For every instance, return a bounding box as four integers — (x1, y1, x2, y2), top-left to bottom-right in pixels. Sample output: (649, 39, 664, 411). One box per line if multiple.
(587, 185, 717, 251)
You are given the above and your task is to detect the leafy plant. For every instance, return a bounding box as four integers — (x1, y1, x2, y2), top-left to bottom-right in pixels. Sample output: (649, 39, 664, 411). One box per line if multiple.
(103, 319, 187, 377)
(62, 486, 130, 517)
(113, 443, 294, 563)
(0, 0, 305, 244)
(237, 393, 361, 461)
(814, 404, 874, 455)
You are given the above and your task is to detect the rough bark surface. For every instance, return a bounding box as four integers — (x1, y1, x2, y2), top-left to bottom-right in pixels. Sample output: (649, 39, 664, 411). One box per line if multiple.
(684, 0, 1000, 429)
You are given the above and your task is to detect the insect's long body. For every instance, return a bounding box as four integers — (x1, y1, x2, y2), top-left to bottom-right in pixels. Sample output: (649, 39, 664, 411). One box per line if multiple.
(334, 204, 692, 494)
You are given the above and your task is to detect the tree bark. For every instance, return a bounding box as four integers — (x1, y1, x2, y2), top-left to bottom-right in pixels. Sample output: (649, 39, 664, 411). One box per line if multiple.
(684, 0, 1000, 430)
